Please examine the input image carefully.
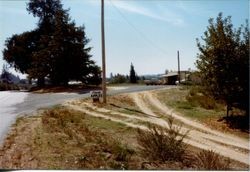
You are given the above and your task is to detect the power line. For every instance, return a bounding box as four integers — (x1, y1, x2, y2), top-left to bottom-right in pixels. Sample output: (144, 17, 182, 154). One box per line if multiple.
(108, 0, 168, 56)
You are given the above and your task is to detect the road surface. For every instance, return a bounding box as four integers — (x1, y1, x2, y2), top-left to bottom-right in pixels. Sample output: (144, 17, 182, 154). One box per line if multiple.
(0, 85, 171, 145)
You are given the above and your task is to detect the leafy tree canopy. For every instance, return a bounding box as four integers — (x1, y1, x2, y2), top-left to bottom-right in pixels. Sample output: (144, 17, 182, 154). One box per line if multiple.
(196, 13, 249, 116)
(3, 0, 101, 86)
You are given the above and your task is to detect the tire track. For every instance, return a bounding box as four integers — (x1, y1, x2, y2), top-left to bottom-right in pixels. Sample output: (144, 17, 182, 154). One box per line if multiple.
(130, 92, 249, 165)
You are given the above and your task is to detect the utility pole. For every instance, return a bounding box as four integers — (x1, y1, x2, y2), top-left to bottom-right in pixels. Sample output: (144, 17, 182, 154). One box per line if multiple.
(101, 0, 107, 103)
(177, 50, 181, 83)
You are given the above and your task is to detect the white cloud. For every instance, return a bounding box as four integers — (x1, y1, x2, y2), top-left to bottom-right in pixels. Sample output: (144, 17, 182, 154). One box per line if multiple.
(87, 0, 185, 26)
(110, 0, 185, 26)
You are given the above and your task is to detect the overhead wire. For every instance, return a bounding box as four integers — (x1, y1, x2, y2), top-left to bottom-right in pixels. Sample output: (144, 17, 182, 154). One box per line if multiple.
(2, 0, 168, 55)
(108, 0, 168, 56)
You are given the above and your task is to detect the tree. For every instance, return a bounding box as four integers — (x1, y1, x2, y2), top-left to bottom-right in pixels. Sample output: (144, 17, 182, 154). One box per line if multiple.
(0, 64, 11, 83)
(196, 13, 249, 116)
(129, 63, 137, 83)
(110, 73, 127, 84)
(3, 0, 100, 86)
(0, 64, 20, 84)
(3, 30, 39, 75)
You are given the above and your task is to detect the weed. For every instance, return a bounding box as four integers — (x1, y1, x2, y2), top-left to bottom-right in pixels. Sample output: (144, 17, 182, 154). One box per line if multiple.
(137, 116, 188, 162)
(41, 107, 84, 130)
(195, 149, 231, 170)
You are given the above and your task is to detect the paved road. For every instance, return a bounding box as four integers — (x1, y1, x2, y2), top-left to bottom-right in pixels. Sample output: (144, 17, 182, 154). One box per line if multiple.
(0, 85, 174, 145)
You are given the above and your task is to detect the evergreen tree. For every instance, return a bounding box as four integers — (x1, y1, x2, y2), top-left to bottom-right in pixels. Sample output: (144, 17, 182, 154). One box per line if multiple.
(129, 63, 137, 83)
(196, 13, 249, 116)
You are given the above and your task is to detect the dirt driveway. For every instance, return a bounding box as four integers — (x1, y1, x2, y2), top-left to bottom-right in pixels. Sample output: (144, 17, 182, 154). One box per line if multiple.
(65, 90, 249, 165)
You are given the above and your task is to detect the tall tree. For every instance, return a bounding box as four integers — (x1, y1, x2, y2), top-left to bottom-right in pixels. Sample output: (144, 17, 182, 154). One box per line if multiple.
(3, 0, 101, 86)
(129, 63, 137, 83)
(3, 30, 39, 74)
(196, 13, 249, 116)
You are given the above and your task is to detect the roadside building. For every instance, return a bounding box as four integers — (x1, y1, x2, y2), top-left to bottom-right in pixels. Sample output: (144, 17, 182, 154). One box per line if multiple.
(161, 71, 189, 85)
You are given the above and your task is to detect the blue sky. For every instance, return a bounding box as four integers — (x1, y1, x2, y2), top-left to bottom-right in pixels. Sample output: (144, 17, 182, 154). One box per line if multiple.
(0, 0, 249, 78)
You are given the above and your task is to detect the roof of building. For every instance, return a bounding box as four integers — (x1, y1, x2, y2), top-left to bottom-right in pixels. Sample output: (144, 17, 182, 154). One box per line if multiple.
(161, 72, 178, 77)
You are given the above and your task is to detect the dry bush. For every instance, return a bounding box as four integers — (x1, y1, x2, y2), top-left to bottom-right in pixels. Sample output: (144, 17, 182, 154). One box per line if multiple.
(41, 107, 84, 130)
(137, 116, 188, 162)
(195, 149, 231, 170)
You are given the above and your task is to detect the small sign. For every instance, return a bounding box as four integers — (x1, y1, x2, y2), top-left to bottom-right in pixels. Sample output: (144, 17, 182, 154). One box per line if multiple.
(91, 91, 102, 98)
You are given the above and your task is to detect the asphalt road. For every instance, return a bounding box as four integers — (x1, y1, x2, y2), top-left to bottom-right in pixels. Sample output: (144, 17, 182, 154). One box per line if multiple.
(0, 85, 175, 145)
(14, 85, 172, 115)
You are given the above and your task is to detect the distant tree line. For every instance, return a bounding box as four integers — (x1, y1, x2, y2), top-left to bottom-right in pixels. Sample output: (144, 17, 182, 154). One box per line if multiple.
(3, 0, 101, 87)
(0, 65, 20, 91)
(196, 13, 249, 116)
(109, 63, 140, 84)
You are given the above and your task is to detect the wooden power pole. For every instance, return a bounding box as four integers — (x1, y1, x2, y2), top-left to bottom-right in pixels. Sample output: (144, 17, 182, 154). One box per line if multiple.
(101, 0, 107, 103)
(177, 50, 181, 83)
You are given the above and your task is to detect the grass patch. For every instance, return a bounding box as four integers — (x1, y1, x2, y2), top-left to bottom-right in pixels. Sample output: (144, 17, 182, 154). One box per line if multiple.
(155, 87, 249, 138)
(156, 87, 225, 121)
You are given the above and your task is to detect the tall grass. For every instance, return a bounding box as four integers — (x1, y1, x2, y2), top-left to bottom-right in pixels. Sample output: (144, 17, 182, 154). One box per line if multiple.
(137, 116, 188, 162)
(195, 149, 231, 170)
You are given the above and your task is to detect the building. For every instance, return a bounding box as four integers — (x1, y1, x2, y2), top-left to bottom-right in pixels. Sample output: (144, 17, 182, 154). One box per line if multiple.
(161, 71, 189, 85)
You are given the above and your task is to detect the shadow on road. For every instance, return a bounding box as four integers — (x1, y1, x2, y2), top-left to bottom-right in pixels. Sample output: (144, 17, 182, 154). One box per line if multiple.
(29, 85, 101, 94)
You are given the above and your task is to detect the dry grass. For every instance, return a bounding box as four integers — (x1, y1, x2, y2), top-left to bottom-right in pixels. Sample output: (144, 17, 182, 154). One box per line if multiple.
(38, 107, 137, 169)
(0, 106, 138, 170)
(195, 150, 231, 170)
(137, 116, 188, 162)
(106, 94, 143, 114)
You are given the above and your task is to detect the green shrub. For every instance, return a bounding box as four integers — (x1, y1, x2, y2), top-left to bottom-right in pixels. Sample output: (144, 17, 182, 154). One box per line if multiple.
(195, 150, 230, 170)
(0, 83, 19, 91)
(137, 116, 188, 162)
(186, 86, 219, 110)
